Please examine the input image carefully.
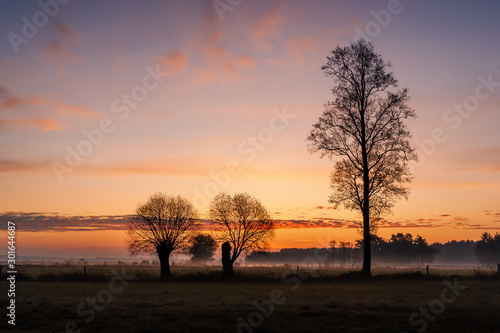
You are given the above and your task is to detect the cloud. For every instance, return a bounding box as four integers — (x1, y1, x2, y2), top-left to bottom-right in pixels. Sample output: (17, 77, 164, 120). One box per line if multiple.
(416, 218, 441, 223)
(274, 218, 360, 229)
(3, 211, 498, 233)
(54, 22, 78, 43)
(0, 212, 130, 232)
(250, 11, 283, 51)
(78, 156, 232, 178)
(0, 160, 46, 172)
(286, 37, 319, 62)
(0, 85, 99, 128)
(484, 210, 500, 217)
(191, 5, 258, 84)
(55, 101, 99, 118)
(0, 119, 61, 131)
(160, 50, 188, 75)
(0, 213, 214, 232)
(1, 86, 37, 109)
(44, 22, 81, 64)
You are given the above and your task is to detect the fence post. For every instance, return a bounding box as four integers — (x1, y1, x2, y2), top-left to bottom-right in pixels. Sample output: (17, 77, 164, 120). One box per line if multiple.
(426, 265, 429, 276)
(83, 266, 87, 276)
(497, 263, 499, 275)
(297, 266, 299, 276)
(0, 265, 2, 275)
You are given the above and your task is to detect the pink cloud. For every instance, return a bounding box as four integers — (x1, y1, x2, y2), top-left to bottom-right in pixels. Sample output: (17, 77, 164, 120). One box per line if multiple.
(0, 85, 99, 121)
(250, 11, 283, 51)
(46, 40, 82, 63)
(191, 6, 258, 84)
(55, 101, 99, 118)
(54, 22, 79, 43)
(286, 37, 319, 62)
(0, 119, 61, 131)
(43, 22, 81, 64)
(160, 50, 188, 75)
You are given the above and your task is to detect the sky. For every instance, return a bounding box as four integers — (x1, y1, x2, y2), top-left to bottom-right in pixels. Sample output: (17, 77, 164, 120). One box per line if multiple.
(0, 0, 499, 258)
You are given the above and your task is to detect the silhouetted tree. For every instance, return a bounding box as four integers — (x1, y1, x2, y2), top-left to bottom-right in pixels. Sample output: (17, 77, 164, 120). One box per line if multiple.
(127, 192, 198, 279)
(388, 233, 414, 264)
(339, 241, 354, 267)
(210, 192, 275, 274)
(329, 240, 337, 266)
(355, 233, 437, 265)
(307, 39, 417, 276)
(432, 240, 477, 264)
(245, 250, 271, 264)
(188, 234, 217, 264)
(413, 235, 439, 265)
(475, 232, 500, 265)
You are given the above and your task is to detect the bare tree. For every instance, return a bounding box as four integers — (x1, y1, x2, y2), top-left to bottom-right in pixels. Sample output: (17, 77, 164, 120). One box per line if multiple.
(209, 192, 275, 275)
(307, 39, 417, 276)
(127, 192, 198, 279)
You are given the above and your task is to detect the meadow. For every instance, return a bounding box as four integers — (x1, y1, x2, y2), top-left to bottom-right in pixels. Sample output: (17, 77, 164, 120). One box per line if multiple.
(1, 264, 499, 333)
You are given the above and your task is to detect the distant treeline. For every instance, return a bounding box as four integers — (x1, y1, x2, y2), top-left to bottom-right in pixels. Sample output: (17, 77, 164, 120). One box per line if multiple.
(245, 232, 500, 266)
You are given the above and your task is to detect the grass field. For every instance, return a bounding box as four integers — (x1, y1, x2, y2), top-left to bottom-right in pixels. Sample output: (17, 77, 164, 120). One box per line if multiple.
(1, 265, 499, 332)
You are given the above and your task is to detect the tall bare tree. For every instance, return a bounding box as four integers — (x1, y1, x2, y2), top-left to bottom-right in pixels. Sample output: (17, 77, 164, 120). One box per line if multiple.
(127, 192, 198, 279)
(209, 192, 275, 275)
(307, 39, 417, 276)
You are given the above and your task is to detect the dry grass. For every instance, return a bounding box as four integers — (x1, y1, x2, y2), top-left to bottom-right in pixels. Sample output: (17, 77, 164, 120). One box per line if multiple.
(0, 265, 499, 332)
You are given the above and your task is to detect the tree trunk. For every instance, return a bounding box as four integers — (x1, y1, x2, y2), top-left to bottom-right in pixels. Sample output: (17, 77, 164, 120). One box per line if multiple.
(362, 206, 371, 276)
(361, 106, 372, 277)
(156, 245, 172, 280)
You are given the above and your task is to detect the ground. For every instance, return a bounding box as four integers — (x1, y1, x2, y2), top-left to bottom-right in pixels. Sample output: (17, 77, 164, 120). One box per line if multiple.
(0, 265, 499, 332)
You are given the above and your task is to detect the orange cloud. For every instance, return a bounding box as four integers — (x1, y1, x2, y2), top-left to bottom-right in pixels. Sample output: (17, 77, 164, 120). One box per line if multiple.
(0, 160, 46, 172)
(78, 156, 232, 177)
(0, 119, 61, 131)
(55, 101, 99, 118)
(286, 37, 319, 62)
(0, 86, 28, 109)
(0, 85, 99, 124)
(160, 50, 188, 75)
(193, 6, 258, 84)
(250, 11, 283, 51)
